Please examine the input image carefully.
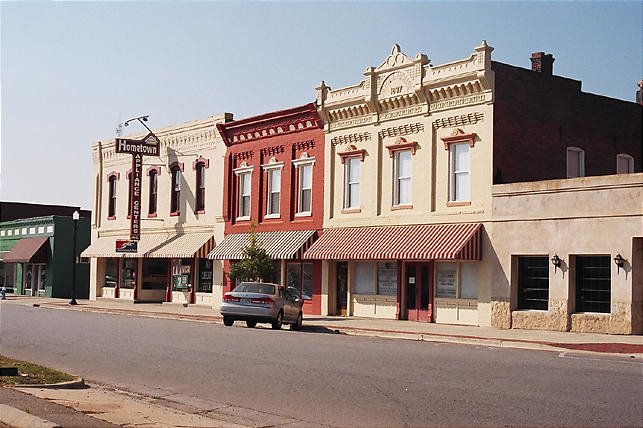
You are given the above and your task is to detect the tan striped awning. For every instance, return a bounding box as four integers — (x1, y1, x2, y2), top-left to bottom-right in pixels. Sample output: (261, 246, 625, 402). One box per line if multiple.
(81, 234, 167, 258)
(303, 223, 482, 261)
(145, 233, 214, 258)
(208, 230, 317, 260)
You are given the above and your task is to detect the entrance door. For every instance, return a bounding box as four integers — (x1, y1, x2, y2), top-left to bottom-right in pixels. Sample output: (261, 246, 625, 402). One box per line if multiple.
(405, 263, 432, 322)
(336, 262, 348, 316)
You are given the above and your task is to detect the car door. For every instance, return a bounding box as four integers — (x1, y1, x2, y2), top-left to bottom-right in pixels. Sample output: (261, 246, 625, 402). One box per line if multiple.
(279, 287, 296, 322)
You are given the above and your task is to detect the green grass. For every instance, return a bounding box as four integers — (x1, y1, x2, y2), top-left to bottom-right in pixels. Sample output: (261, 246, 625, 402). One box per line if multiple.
(0, 355, 75, 385)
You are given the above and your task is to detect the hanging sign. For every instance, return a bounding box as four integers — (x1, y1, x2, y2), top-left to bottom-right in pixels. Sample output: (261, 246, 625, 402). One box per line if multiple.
(115, 133, 160, 241)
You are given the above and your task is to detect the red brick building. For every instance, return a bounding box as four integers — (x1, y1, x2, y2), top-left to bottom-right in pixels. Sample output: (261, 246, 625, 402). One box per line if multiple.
(208, 104, 325, 314)
(492, 52, 641, 184)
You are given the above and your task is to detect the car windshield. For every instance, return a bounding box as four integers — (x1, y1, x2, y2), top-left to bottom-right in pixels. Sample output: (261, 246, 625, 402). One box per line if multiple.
(235, 283, 275, 295)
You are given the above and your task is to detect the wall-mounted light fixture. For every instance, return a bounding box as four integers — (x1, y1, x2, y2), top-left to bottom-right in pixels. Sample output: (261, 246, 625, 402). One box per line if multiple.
(551, 254, 562, 271)
(613, 253, 625, 273)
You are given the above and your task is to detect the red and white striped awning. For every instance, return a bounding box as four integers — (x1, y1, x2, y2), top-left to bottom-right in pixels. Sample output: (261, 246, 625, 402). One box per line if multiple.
(208, 230, 317, 260)
(303, 223, 482, 261)
(145, 233, 215, 258)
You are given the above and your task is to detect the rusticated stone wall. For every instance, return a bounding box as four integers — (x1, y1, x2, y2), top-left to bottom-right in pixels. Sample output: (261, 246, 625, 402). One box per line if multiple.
(490, 300, 511, 329)
(512, 298, 569, 331)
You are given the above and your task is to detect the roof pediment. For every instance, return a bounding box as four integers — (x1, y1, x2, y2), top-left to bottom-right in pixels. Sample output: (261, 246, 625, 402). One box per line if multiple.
(375, 44, 417, 71)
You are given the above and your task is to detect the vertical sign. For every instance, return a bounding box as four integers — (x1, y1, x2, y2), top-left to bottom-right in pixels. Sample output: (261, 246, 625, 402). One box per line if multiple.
(130, 153, 143, 240)
(115, 133, 160, 242)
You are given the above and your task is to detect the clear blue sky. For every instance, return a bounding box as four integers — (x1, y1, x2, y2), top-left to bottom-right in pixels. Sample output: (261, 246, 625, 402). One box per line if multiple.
(2, 1, 641, 210)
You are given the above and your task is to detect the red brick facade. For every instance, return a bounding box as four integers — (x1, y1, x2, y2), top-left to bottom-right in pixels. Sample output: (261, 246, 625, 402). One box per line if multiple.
(217, 103, 325, 314)
(492, 61, 642, 184)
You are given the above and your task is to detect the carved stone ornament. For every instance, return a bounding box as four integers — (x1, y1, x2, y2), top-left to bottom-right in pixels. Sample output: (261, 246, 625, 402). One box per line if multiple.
(385, 137, 418, 157)
(337, 145, 367, 163)
(440, 129, 478, 150)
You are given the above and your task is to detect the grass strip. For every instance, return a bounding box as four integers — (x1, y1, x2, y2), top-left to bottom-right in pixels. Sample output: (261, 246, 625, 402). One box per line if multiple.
(0, 355, 75, 385)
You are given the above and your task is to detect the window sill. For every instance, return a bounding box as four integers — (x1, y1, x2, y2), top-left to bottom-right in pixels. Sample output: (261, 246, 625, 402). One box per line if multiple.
(265, 214, 281, 219)
(195, 210, 205, 215)
(147, 213, 157, 218)
(341, 208, 361, 214)
(391, 204, 413, 211)
(170, 211, 180, 217)
(107, 216, 116, 221)
(236, 216, 250, 221)
(295, 211, 312, 217)
(447, 201, 471, 207)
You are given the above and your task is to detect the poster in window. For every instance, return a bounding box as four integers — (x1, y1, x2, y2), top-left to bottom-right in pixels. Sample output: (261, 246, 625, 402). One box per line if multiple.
(436, 266, 457, 298)
(198, 259, 213, 293)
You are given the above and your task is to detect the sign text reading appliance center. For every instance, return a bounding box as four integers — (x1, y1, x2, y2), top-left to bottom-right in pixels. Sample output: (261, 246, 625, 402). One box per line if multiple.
(115, 133, 161, 241)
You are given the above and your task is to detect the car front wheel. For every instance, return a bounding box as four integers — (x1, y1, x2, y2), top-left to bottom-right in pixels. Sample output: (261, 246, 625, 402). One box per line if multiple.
(223, 316, 234, 326)
(271, 311, 283, 330)
(290, 312, 302, 331)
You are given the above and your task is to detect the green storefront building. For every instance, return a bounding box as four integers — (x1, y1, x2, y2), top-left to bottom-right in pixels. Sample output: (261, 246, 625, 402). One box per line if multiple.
(0, 215, 90, 298)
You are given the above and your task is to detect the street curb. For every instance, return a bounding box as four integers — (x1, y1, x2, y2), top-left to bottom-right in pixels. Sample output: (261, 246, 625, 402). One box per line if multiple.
(0, 403, 61, 428)
(14, 377, 86, 390)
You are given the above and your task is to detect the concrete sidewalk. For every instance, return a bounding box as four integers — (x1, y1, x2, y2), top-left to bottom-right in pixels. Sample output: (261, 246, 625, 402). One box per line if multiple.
(4, 295, 642, 356)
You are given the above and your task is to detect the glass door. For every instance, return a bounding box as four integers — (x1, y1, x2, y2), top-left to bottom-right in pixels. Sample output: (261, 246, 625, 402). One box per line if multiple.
(405, 263, 432, 322)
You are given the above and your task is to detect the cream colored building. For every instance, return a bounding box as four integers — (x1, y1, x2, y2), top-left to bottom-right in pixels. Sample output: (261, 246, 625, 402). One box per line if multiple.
(490, 173, 642, 334)
(306, 43, 496, 325)
(83, 114, 232, 308)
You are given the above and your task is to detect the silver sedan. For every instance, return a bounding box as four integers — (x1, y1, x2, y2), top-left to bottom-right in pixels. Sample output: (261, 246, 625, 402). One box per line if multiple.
(220, 282, 303, 330)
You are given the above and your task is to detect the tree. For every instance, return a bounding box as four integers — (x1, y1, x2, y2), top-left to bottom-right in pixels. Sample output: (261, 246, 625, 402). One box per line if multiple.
(228, 222, 276, 284)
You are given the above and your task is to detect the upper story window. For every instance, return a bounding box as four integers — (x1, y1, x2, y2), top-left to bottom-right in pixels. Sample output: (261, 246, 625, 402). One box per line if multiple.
(107, 173, 119, 219)
(293, 153, 315, 216)
(566, 146, 585, 178)
(616, 154, 634, 174)
(338, 146, 366, 212)
(148, 168, 159, 216)
(195, 162, 206, 213)
(441, 130, 476, 206)
(262, 158, 284, 218)
(449, 143, 471, 202)
(169, 162, 184, 215)
(344, 157, 361, 209)
(393, 150, 412, 206)
(386, 137, 417, 208)
(234, 162, 253, 220)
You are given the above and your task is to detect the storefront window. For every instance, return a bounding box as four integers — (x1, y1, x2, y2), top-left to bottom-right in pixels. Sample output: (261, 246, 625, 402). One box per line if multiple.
(435, 262, 478, 299)
(142, 259, 167, 290)
(198, 259, 212, 293)
(377, 262, 397, 295)
(170, 258, 191, 291)
(121, 259, 136, 289)
(286, 262, 313, 300)
(354, 262, 375, 294)
(105, 258, 118, 288)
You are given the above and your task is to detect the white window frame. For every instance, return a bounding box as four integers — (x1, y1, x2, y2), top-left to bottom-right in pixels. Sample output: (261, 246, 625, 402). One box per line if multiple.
(293, 154, 315, 217)
(262, 158, 284, 219)
(449, 143, 471, 202)
(566, 146, 585, 178)
(616, 153, 634, 174)
(344, 157, 361, 209)
(233, 163, 253, 221)
(393, 150, 412, 206)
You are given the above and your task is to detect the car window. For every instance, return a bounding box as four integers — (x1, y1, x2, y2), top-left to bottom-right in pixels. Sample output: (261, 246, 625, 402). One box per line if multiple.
(287, 287, 300, 300)
(236, 283, 275, 294)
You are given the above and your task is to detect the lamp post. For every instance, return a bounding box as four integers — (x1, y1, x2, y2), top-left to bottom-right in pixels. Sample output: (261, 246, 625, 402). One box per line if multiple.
(69, 210, 80, 305)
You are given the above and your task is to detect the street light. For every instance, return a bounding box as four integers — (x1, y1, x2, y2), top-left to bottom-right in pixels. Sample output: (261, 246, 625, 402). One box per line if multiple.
(69, 210, 80, 305)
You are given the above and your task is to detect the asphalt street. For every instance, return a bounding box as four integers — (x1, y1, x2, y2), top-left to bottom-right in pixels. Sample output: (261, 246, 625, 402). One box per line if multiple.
(1, 304, 641, 427)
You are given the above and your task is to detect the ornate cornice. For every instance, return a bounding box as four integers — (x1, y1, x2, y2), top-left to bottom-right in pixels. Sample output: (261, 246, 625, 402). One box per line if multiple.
(217, 103, 322, 146)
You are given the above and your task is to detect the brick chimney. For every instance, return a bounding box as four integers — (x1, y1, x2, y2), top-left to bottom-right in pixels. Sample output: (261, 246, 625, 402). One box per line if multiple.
(636, 80, 643, 105)
(530, 52, 555, 75)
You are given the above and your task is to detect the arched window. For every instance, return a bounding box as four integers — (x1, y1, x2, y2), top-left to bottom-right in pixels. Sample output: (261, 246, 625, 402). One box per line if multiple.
(148, 169, 158, 216)
(617, 154, 634, 174)
(195, 162, 206, 213)
(107, 173, 118, 219)
(170, 165, 182, 215)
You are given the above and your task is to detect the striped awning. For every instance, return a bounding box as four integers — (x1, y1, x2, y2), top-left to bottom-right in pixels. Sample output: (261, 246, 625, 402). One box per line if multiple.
(145, 233, 215, 258)
(208, 229, 317, 260)
(2, 236, 50, 263)
(303, 223, 482, 260)
(81, 234, 168, 258)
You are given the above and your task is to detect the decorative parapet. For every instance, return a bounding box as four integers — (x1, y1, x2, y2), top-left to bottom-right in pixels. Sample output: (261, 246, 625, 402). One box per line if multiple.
(317, 41, 494, 132)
